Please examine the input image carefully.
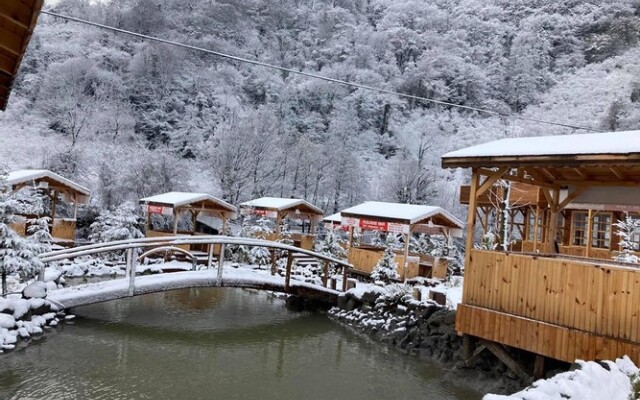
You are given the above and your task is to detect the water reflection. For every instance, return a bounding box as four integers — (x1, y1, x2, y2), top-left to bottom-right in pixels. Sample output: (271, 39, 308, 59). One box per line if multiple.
(0, 288, 481, 400)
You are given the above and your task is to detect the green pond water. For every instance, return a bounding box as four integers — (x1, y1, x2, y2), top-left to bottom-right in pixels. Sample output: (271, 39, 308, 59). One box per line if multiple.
(0, 288, 481, 400)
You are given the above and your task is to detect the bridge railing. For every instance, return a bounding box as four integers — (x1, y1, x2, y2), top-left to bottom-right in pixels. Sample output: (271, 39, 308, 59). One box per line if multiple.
(39, 235, 354, 295)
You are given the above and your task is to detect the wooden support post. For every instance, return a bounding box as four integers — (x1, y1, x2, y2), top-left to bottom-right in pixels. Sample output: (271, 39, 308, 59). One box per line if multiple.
(462, 335, 473, 362)
(402, 232, 410, 281)
(348, 226, 355, 248)
(533, 206, 540, 252)
(222, 216, 228, 235)
(73, 193, 78, 220)
(342, 265, 348, 292)
(482, 340, 531, 383)
(284, 251, 294, 292)
(586, 209, 594, 258)
(271, 250, 277, 276)
(217, 244, 225, 284)
(533, 354, 545, 380)
(322, 261, 329, 288)
(464, 169, 480, 303)
(546, 189, 560, 253)
(191, 210, 197, 234)
(172, 209, 178, 235)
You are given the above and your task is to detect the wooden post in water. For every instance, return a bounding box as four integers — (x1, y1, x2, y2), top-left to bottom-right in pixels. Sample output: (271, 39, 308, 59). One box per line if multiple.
(284, 251, 294, 292)
(217, 244, 225, 285)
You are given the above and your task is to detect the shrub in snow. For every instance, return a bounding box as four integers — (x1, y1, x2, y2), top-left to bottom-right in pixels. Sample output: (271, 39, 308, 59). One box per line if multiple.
(476, 231, 499, 250)
(381, 284, 413, 304)
(0, 169, 51, 294)
(371, 239, 399, 283)
(249, 246, 271, 269)
(613, 216, 640, 264)
(89, 202, 143, 260)
(319, 230, 346, 277)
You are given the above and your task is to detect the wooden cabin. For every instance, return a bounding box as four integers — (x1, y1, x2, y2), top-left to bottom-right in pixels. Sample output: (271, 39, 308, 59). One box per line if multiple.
(0, 0, 44, 110)
(7, 169, 90, 245)
(442, 129, 640, 376)
(339, 201, 463, 280)
(239, 197, 324, 251)
(139, 192, 237, 256)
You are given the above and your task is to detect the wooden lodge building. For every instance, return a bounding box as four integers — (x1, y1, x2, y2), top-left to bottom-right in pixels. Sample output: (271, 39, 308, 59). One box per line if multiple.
(7, 169, 91, 246)
(336, 201, 464, 280)
(140, 192, 237, 258)
(442, 129, 640, 376)
(239, 197, 324, 251)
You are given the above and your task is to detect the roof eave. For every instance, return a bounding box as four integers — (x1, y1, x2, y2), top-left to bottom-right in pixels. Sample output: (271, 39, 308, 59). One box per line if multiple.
(442, 153, 640, 169)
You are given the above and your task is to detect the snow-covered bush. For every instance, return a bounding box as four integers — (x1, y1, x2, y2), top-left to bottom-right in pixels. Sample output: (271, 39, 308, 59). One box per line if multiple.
(249, 246, 271, 269)
(371, 239, 399, 283)
(381, 283, 413, 304)
(476, 231, 499, 250)
(614, 216, 640, 264)
(319, 230, 346, 259)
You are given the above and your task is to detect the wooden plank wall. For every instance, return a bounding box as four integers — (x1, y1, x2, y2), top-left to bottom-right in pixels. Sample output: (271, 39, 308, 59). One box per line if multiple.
(457, 304, 640, 364)
(52, 219, 76, 241)
(459, 250, 640, 362)
(347, 247, 422, 279)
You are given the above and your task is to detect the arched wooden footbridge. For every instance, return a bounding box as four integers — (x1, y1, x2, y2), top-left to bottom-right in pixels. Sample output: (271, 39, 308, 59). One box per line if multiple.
(40, 236, 354, 309)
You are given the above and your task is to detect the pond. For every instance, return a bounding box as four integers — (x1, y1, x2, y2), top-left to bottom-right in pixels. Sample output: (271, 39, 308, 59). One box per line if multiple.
(0, 288, 481, 400)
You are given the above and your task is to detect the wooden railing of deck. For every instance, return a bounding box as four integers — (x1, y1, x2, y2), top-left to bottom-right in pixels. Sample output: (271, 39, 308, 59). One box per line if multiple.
(457, 249, 640, 364)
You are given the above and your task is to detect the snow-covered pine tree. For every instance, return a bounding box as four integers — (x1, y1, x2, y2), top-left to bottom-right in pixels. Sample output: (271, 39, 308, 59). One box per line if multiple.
(0, 169, 50, 294)
(89, 202, 143, 260)
(613, 216, 640, 264)
(371, 238, 399, 284)
(319, 229, 346, 260)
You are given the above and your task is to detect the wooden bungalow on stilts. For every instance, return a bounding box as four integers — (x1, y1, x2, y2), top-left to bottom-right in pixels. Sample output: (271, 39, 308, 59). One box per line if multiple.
(338, 201, 463, 280)
(140, 192, 237, 263)
(442, 129, 640, 379)
(7, 169, 90, 246)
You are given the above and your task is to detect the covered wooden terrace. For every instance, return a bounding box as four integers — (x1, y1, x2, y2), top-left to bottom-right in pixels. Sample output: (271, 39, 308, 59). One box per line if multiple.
(340, 201, 463, 280)
(7, 169, 90, 244)
(442, 129, 640, 375)
(0, 0, 44, 110)
(239, 197, 324, 251)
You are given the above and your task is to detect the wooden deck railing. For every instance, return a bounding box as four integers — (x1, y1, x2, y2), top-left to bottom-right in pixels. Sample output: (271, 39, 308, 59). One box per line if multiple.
(457, 249, 640, 363)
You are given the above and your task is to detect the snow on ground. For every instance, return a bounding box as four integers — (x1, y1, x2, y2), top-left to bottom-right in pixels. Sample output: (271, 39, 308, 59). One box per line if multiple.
(485, 357, 638, 400)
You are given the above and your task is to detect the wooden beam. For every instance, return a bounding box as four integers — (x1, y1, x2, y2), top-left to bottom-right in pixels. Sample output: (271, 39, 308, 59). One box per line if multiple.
(478, 168, 560, 189)
(541, 168, 556, 180)
(556, 187, 587, 211)
(573, 168, 587, 179)
(610, 167, 625, 180)
(464, 169, 480, 304)
(586, 209, 593, 258)
(533, 355, 545, 380)
(482, 340, 531, 383)
(546, 189, 560, 253)
(476, 167, 509, 197)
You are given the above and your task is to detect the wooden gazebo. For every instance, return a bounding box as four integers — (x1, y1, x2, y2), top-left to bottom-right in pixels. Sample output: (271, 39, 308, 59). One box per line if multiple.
(442, 129, 640, 378)
(239, 197, 324, 251)
(7, 169, 90, 245)
(140, 192, 236, 236)
(0, 0, 44, 110)
(339, 201, 463, 280)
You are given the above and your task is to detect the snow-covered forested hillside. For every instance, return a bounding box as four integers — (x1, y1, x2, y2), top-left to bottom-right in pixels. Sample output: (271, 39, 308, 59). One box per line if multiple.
(2, 0, 640, 216)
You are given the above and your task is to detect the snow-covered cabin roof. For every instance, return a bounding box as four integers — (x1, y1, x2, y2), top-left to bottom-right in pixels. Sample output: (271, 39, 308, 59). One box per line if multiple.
(323, 213, 342, 224)
(442, 130, 640, 168)
(140, 192, 236, 216)
(6, 169, 90, 203)
(0, 0, 43, 110)
(239, 197, 323, 215)
(340, 201, 463, 228)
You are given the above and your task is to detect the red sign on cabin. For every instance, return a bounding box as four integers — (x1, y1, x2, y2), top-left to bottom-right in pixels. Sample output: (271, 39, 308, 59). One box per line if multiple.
(148, 205, 164, 214)
(359, 219, 388, 231)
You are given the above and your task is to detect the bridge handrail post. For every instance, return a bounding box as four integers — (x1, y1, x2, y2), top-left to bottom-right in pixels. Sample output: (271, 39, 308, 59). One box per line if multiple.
(284, 251, 294, 292)
(342, 265, 348, 292)
(217, 244, 225, 285)
(322, 261, 329, 288)
(206, 243, 214, 269)
(127, 248, 136, 296)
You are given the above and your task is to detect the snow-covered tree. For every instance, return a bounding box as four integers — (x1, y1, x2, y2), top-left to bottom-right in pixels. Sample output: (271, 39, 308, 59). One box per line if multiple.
(613, 216, 640, 264)
(89, 202, 143, 260)
(371, 239, 399, 283)
(319, 230, 346, 260)
(0, 170, 51, 294)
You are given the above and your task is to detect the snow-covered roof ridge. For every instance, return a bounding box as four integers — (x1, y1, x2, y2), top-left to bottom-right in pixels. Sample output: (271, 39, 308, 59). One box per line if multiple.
(442, 130, 640, 159)
(341, 201, 463, 227)
(239, 197, 323, 214)
(6, 169, 90, 196)
(140, 191, 236, 211)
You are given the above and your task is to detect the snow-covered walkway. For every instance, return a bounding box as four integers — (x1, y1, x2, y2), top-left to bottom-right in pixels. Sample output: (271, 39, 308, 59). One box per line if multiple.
(48, 267, 340, 309)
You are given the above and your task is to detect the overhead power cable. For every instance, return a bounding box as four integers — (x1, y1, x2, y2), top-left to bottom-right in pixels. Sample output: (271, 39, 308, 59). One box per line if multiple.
(41, 10, 599, 132)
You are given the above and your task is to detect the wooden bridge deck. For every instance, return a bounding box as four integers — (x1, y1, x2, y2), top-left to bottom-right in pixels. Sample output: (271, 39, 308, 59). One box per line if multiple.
(48, 269, 340, 309)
